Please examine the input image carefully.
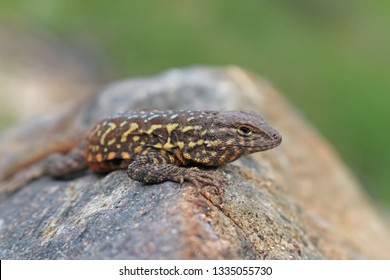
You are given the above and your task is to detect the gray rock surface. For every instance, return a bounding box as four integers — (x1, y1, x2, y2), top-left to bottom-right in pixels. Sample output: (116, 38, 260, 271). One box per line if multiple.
(1, 66, 389, 259)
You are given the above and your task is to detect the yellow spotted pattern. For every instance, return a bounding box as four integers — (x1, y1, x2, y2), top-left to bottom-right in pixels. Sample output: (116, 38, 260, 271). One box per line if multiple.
(121, 123, 139, 143)
(100, 122, 117, 145)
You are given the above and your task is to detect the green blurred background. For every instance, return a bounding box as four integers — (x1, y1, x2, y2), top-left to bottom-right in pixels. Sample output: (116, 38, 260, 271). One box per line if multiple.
(0, 0, 389, 206)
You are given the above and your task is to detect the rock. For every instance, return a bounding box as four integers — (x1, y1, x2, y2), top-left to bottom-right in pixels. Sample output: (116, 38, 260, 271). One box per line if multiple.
(0, 66, 389, 259)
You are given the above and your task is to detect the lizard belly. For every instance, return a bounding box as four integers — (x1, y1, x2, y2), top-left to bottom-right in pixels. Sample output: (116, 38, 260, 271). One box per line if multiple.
(86, 158, 132, 174)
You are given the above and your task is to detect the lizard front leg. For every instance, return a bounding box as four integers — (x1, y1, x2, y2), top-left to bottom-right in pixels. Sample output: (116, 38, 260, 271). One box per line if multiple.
(127, 153, 221, 189)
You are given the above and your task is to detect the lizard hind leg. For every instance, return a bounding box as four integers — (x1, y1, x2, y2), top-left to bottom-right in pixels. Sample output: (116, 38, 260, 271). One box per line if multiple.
(45, 146, 87, 178)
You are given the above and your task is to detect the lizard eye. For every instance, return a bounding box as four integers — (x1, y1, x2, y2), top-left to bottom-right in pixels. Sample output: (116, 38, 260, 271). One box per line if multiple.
(238, 126, 252, 136)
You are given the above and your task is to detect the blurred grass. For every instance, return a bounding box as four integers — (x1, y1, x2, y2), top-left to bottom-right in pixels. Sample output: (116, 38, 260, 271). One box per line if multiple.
(0, 0, 389, 205)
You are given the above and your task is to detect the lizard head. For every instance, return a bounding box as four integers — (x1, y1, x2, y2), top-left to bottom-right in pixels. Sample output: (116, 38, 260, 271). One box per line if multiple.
(200, 110, 282, 165)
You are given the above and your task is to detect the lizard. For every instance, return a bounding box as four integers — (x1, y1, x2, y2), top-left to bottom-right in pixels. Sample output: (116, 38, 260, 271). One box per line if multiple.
(0, 110, 282, 194)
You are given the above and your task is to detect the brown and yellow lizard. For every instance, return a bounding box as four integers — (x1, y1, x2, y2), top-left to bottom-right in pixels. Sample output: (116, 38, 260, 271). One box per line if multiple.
(1, 110, 281, 194)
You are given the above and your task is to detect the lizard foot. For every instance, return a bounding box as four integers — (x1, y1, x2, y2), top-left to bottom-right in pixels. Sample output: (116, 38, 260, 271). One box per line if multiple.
(182, 167, 224, 194)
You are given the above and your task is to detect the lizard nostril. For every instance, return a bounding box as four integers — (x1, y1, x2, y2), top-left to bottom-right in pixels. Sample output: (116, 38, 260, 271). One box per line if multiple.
(273, 133, 282, 143)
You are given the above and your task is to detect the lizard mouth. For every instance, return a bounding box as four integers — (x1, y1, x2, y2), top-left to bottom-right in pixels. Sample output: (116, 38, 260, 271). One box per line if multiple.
(267, 135, 282, 149)
(238, 134, 282, 151)
(263, 139, 282, 150)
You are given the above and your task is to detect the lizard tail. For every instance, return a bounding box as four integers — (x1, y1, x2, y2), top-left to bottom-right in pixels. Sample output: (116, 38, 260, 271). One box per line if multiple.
(0, 164, 46, 195)
(0, 145, 88, 196)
